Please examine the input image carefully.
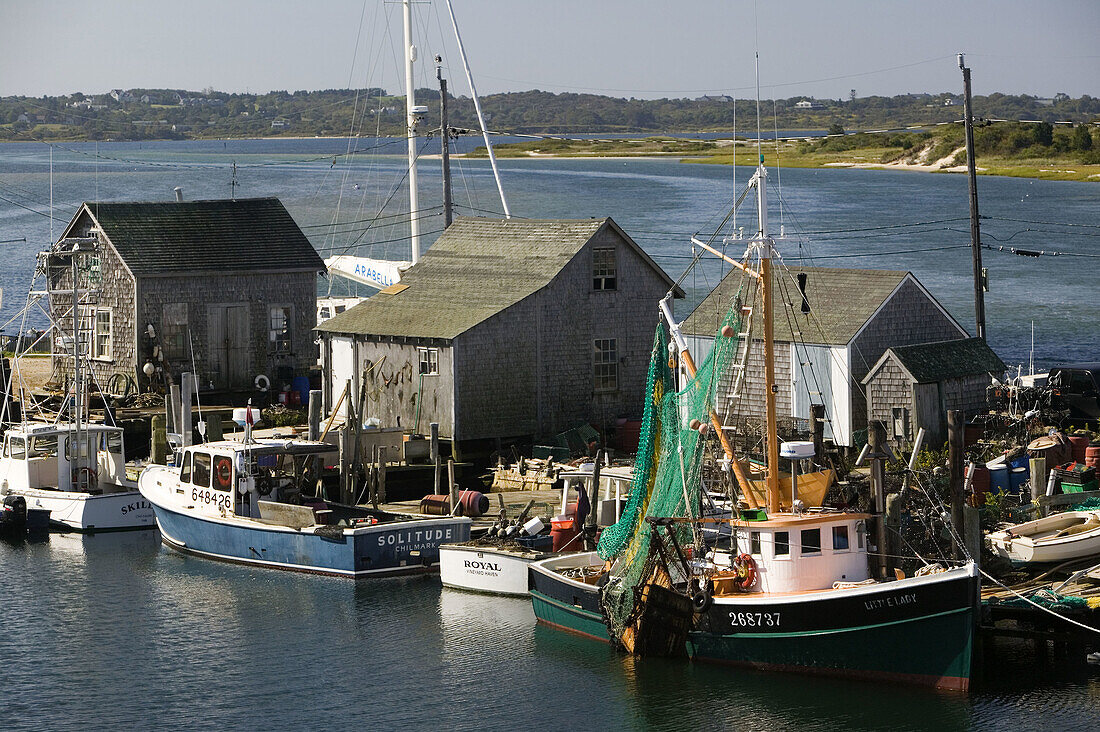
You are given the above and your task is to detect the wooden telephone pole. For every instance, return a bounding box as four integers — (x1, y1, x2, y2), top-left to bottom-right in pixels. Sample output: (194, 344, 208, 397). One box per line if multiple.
(959, 53, 986, 340)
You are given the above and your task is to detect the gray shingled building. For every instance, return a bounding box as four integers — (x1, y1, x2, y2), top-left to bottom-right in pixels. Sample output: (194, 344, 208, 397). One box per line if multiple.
(863, 338, 1005, 448)
(315, 216, 680, 454)
(682, 266, 968, 446)
(50, 198, 324, 391)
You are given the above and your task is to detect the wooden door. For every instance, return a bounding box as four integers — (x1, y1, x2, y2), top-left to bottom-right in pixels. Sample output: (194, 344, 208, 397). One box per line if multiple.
(208, 304, 250, 388)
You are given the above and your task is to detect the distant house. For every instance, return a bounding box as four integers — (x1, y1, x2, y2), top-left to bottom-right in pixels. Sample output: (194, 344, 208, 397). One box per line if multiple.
(795, 99, 825, 109)
(271, 119, 289, 129)
(49, 198, 324, 392)
(316, 217, 681, 454)
(681, 266, 968, 446)
(863, 338, 1005, 448)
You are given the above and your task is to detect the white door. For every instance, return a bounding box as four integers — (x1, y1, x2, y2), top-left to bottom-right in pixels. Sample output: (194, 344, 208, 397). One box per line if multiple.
(329, 336, 356, 412)
(790, 343, 851, 446)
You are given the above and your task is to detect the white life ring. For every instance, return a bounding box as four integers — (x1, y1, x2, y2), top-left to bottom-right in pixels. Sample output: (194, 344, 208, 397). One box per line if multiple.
(255, 374, 271, 392)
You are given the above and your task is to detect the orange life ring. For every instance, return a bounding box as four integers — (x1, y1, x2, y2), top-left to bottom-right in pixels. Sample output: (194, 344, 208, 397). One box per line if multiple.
(214, 457, 233, 490)
(733, 552, 757, 591)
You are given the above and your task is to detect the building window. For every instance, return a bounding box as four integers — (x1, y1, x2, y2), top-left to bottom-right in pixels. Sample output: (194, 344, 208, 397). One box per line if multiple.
(269, 306, 292, 355)
(93, 308, 112, 360)
(593, 338, 618, 391)
(593, 247, 616, 291)
(418, 347, 439, 376)
(833, 525, 850, 551)
(801, 528, 821, 555)
(161, 303, 189, 362)
(892, 407, 910, 441)
(774, 531, 790, 557)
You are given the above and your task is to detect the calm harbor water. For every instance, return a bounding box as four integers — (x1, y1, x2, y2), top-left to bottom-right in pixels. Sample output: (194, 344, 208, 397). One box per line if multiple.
(1, 530, 1098, 731)
(1, 139, 1099, 730)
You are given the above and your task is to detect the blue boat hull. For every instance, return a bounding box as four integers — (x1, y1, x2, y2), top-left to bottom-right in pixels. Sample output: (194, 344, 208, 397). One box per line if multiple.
(154, 504, 470, 578)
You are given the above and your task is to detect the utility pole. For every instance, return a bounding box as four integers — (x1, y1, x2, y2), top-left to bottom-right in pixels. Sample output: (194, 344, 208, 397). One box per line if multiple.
(436, 56, 453, 228)
(958, 54, 986, 340)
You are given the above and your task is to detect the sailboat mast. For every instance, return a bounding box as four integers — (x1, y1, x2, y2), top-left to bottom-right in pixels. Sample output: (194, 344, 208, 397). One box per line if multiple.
(755, 164, 781, 513)
(403, 0, 421, 263)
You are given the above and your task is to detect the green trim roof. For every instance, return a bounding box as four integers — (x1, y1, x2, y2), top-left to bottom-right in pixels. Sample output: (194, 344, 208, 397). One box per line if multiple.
(878, 338, 1006, 384)
(682, 265, 910, 345)
(317, 216, 677, 340)
(75, 197, 324, 276)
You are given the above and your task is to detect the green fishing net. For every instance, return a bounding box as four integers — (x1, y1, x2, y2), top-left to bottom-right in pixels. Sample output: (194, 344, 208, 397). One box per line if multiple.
(597, 286, 746, 643)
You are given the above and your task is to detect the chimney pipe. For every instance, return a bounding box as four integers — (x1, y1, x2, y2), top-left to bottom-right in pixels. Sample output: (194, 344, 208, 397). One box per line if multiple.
(174, 187, 184, 202)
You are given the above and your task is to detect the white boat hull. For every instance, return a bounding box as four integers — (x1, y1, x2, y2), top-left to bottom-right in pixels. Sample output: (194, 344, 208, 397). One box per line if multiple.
(15, 487, 156, 532)
(439, 543, 551, 596)
(987, 511, 1100, 563)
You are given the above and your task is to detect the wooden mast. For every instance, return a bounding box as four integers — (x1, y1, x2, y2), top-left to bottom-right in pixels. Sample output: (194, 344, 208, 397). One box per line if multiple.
(755, 163, 781, 513)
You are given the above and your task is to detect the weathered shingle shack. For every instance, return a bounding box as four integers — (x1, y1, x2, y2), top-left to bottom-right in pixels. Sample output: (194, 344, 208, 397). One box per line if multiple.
(50, 197, 324, 390)
(863, 337, 1005, 448)
(682, 266, 968, 446)
(315, 216, 680, 455)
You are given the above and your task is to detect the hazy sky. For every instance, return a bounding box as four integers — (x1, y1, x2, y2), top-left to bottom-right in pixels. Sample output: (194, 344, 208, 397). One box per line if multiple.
(2, 0, 1098, 100)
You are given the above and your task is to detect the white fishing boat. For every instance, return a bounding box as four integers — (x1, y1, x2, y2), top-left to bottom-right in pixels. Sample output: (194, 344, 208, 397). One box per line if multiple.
(0, 422, 154, 532)
(439, 465, 631, 596)
(0, 238, 155, 532)
(987, 511, 1100, 563)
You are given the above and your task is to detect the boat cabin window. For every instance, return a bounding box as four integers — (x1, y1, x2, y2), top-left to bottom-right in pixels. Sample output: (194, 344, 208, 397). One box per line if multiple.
(29, 435, 58, 458)
(180, 454, 192, 483)
(192, 452, 212, 488)
(774, 531, 790, 557)
(750, 531, 761, 556)
(833, 525, 850, 551)
(857, 521, 865, 549)
(801, 528, 821, 555)
(100, 431, 123, 454)
(7, 436, 26, 460)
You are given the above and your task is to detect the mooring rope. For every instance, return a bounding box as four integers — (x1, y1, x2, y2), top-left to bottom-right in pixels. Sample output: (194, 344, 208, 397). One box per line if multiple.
(979, 567, 1100, 636)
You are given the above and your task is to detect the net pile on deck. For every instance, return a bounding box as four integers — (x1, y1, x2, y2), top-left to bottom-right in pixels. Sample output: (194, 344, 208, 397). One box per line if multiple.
(597, 287, 744, 646)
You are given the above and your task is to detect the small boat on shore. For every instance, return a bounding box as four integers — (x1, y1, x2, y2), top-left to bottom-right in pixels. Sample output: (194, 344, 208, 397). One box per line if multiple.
(139, 432, 470, 577)
(987, 510, 1100, 563)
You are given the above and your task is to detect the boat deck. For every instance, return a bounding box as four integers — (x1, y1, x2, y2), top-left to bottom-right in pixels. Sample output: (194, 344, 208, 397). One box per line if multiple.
(380, 488, 567, 533)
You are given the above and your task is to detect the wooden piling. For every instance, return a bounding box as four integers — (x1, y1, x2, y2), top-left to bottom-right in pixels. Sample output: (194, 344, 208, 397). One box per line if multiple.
(308, 390, 322, 441)
(377, 446, 387, 505)
(206, 413, 223, 442)
(151, 414, 167, 465)
(431, 422, 441, 495)
(868, 421, 888, 578)
(948, 410, 967, 560)
(447, 458, 457, 514)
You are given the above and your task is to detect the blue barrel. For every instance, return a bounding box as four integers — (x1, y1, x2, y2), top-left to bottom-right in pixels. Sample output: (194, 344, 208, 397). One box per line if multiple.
(291, 376, 311, 407)
(988, 465, 1011, 493)
(1010, 467, 1029, 493)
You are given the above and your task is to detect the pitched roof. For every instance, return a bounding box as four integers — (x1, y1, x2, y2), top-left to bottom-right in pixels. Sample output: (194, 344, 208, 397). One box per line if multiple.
(317, 216, 677, 340)
(73, 197, 323, 276)
(872, 337, 1006, 384)
(682, 265, 910, 345)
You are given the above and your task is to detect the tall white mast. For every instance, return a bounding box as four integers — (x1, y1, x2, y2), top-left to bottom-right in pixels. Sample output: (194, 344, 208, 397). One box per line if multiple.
(403, 0, 421, 263)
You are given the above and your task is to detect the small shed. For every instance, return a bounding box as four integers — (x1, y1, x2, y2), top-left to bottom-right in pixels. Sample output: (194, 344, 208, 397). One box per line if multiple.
(682, 266, 969, 446)
(50, 197, 324, 392)
(315, 216, 680, 454)
(863, 338, 1006, 448)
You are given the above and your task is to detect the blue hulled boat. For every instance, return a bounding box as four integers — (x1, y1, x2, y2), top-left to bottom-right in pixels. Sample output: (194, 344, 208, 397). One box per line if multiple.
(139, 436, 470, 577)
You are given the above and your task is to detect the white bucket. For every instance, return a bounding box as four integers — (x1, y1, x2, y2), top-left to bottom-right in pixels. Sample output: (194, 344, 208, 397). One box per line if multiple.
(522, 517, 545, 536)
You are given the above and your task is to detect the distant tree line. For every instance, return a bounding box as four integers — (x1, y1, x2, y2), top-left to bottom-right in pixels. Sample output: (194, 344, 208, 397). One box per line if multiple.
(0, 87, 1097, 142)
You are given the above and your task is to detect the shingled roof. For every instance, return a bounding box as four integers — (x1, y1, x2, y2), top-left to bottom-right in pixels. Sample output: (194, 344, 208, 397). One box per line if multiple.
(317, 216, 677, 340)
(868, 338, 1006, 384)
(683, 265, 916, 345)
(71, 198, 324, 276)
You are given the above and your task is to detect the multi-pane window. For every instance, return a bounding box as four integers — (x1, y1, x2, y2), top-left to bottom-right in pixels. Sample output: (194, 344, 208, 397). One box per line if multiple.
(269, 306, 292, 354)
(593, 338, 617, 391)
(161, 303, 189, 362)
(418, 347, 439, 376)
(592, 247, 616, 291)
(93, 308, 112, 360)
